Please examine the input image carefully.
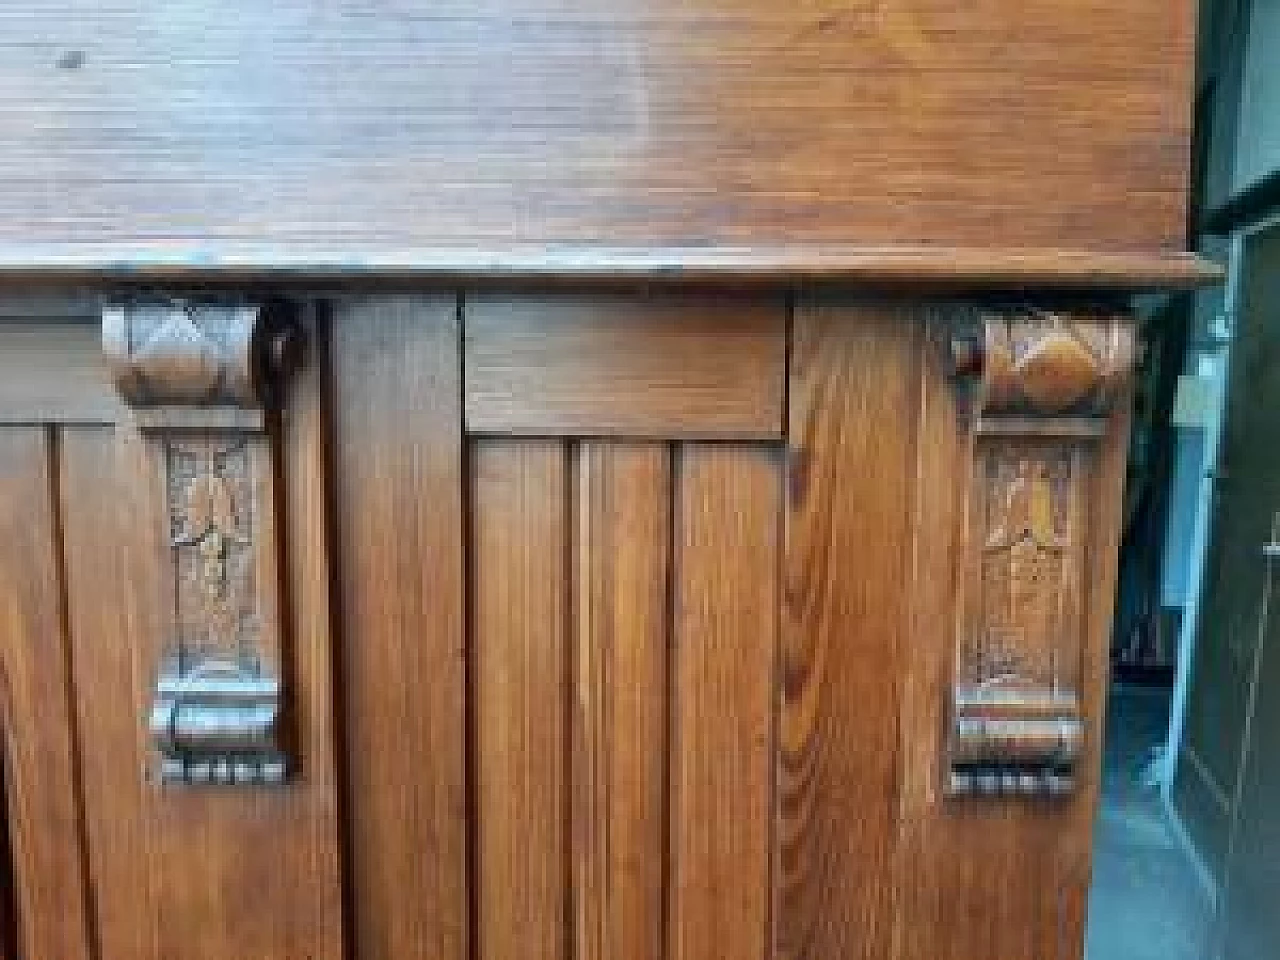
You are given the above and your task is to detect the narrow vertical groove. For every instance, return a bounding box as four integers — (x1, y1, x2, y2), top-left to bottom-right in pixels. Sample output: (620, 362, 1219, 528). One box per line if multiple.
(664, 441, 683, 960)
(781, 291, 794, 439)
(660, 441, 677, 960)
(310, 303, 360, 960)
(768, 443, 785, 960)
(599, 452, 613, 960)
(893, 313, 936, 960)
(661, 442, 675, 960)
(463, 435, 480, 960)
(460, 293, 481, 960)
(44, 425, 101, 960)
(326, 304, 358, 960)
(0, 746, 18, 960)
(569, 443, 583, 960)
(268, 409, 296, 758)
(771, 292, 792, 960)
(565, 441, 578, 960)
(0, 642, 19, 960)
(892, 313, 929, 960)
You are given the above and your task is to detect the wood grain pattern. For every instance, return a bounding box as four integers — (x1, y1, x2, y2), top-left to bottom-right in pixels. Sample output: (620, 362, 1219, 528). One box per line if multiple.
(0, 322, 122, 424)
(572, 443, 670, 960)
(893, 314, 1132, 960)
(0, 1, 1195, 258)
(57, 428, 158, 960)
(466, 294, 785, 438)
(59, 307, 344, 960)
(473, 441, 570, 960)
(0, 284, 1149, 960)
(0, 428, 95, 960)
(328, 296, 468, 960)
(670, 443, 779, 960)
(778, 300, 921, 960)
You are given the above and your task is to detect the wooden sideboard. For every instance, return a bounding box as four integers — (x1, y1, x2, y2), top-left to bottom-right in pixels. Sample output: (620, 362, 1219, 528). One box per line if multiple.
(0, 3, 1215, 960)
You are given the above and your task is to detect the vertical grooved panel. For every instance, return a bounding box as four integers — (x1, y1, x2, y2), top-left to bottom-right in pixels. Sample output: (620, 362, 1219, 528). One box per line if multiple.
(59, 429, 158, 960)
(572, 443, 670, 960)
(473, 441, 570, 960)
(670, 443, 779, 960)
(0, 751, 18, 960)
(0, 428, 94, 960)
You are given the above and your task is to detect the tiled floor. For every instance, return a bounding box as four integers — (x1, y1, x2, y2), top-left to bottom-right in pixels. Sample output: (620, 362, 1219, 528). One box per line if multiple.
(1086, 686, 1214, 960)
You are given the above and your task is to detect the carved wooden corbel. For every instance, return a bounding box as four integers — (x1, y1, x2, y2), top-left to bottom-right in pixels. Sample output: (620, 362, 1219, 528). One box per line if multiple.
(945, 307, 1136, 798)
(103, 300, 303, 785)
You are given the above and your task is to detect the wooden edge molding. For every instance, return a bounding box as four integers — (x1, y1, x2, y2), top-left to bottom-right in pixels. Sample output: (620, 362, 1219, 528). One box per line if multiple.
(944, 306, 1137, 799)
(104, 299, 304, 785)
(0, 244, 1223, 288)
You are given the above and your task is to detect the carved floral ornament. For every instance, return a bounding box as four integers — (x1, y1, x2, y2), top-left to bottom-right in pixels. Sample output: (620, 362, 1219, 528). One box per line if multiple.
(168, 439, 254, 658)
(976, 451, 1074, 691)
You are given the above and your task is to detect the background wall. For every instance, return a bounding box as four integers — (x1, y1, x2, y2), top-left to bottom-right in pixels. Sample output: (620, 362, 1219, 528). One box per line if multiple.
(1232, 0, 1280, 196)
(1165, 6, 1280, 951)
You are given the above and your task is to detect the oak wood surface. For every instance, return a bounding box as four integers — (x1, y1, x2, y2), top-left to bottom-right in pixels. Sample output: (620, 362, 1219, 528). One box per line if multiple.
(670, 444, 779, 960)
(469, 438, 782, 960)
(0, 1, 1195, 262)
(466, 294, 786, 438)
(58, 314, 345, 960)
(0, 428, 95, 960)
(0, 322, 121, 424)
(572, 443, 670, 960)
(472, 440, 571, 960)
(0, 287, 1146, 960)
(779, 299, 922, 960)
(328, 296, 469, 960)
(57, 428, 158, 960)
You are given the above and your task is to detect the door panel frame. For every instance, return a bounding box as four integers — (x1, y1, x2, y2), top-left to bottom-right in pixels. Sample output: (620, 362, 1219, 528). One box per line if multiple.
(1164, 215, 1280, 902)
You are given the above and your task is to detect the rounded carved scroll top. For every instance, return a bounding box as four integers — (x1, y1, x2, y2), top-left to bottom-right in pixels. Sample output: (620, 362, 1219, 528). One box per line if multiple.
(103, 299, 302, 409)
(950, 308, 1136, 417)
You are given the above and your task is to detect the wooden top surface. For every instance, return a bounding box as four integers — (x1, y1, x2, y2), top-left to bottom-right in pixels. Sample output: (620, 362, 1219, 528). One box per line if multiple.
(0, 1, 1201, 283)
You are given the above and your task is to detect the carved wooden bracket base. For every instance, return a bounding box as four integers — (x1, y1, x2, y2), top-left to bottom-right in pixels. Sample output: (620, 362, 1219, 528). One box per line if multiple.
(103, 299, 302, 785)
(945, 306, 1135, 799)
(949, 688, 1081, 797)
